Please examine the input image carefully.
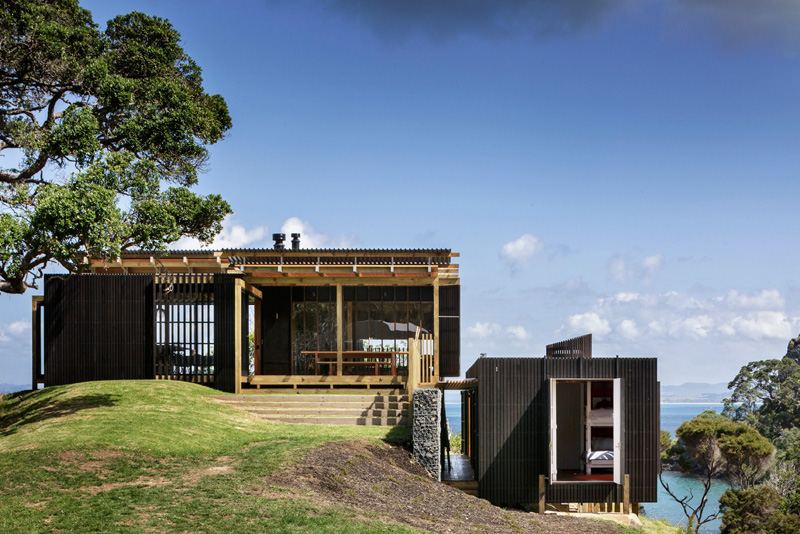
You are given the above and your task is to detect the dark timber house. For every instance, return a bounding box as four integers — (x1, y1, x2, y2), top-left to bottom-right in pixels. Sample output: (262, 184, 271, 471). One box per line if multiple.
(31, 237, 460, 393)
(461, 335, 660, 512)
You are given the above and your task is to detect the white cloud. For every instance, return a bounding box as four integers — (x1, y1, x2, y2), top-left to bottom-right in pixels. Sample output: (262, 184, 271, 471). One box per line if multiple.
(464, 322, 531, 344)
(7, 321, 30, 335)
(465, 321, 499, 338)
(608, 253, 665, 283)
(608, 255, 628, 282)
(567, 312, 611, 336)
(558, 287, 800, 358)
(617, 319, 639, 340)
(721, 311, 795, 341)
(0, 320, 30, 343)
(640, 253, 663, 279)
(499, 234, 543, 266)
(719, 289, 785, 310)
(173, 216, 267, 250)
(281, 217, 328, 248)
(506, 325, 530, 342)
(669, 315, 714, 340)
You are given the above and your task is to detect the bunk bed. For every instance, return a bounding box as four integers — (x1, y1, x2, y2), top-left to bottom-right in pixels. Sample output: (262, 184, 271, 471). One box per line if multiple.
(584, 381, 614, 474)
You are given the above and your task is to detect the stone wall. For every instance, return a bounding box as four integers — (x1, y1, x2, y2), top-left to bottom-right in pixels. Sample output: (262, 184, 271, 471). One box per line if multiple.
(412, 388, 442, 481)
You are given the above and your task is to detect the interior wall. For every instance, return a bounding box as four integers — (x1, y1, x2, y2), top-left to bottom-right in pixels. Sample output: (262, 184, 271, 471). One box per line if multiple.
(556, 382, 583, 470)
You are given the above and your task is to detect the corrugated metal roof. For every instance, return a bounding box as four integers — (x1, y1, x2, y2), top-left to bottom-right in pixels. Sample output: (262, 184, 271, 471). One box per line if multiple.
(119, 248, 453, 256)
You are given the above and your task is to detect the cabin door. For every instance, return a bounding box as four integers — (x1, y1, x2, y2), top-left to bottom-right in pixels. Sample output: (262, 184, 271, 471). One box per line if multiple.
(613, 378, 625, 485)
(260, 287, 292, 374)
(548, 378, 557, 483)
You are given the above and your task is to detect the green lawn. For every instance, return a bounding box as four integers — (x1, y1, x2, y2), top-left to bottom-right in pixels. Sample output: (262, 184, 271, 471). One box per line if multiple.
(0, 380, 418, 534)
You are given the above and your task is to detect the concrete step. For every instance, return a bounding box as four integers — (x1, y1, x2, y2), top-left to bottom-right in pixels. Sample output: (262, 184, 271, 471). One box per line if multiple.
(253, 414, 409, 426)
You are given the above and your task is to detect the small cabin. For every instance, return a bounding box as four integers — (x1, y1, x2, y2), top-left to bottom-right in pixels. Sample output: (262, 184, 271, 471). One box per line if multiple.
(31, 239, 460, 393)
(461, 335, 659, 511)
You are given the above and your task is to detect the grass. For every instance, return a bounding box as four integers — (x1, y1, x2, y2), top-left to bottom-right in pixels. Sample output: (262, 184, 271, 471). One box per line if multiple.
(636, 517, 684, 534)
(0, 380, 420, 534)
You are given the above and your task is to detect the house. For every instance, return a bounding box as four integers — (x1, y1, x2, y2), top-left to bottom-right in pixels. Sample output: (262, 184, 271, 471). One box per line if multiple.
(460, 335, 660, 511)
(31, 235, 460, 394)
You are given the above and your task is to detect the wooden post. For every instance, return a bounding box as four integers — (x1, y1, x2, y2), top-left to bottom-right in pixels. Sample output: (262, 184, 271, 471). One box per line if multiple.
(336, 285, 343, 376)
(623, 474, 630, 515)
(538, 474, 546, 514)
(253, 298, 262, 376)
(407, 337, 418, 398)
(31, 296, 42, 390)
(433, 278, 440, 381)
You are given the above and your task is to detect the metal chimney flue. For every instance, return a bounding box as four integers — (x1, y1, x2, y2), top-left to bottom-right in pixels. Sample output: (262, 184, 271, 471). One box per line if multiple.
(272, 233, 286, 250)
(291, 233, 301, 250)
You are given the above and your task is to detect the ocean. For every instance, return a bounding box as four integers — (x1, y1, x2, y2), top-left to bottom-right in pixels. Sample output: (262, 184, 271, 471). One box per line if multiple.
(443, 401, 729, 534)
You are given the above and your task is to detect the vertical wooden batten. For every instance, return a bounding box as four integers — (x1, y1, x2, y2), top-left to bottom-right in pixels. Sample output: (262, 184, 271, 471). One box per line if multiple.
(336, 284, 343, 377)
(433, 277, 440, 380)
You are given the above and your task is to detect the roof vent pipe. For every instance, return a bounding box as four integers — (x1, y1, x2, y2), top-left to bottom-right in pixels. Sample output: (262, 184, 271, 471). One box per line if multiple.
(272, 233, 286, 250)
(291, 233, 301, 250)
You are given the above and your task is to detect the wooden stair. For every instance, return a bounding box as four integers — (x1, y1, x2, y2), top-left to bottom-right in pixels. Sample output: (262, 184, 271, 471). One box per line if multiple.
(442, 479, 479, 497)
(208, 393, 409, 426)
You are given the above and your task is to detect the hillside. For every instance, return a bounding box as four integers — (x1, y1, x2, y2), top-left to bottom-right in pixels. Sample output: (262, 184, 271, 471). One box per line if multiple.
(660, 382, 729, 403)
(0, 381, 660, 533)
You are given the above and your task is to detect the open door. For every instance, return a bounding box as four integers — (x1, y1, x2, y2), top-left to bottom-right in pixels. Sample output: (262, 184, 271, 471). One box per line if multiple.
(549, 378, 557, 483)
(613, 378, 625, 485)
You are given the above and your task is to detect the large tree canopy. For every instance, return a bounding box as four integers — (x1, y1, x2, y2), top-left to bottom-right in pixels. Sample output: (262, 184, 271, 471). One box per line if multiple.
(0, 0, 232, 293)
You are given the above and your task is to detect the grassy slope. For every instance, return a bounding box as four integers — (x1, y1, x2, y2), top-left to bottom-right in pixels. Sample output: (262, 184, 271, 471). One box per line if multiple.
(0, 380, 416, 534)
(0, 381, 679, 534)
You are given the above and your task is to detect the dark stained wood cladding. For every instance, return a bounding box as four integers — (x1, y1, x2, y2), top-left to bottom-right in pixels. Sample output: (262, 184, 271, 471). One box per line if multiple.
(43, 274, 154, 386)
(547, 334, 592, 358)
(465, 357, 659, 506)
(438, 285, 460, 377)
(260, 287, 291, 375)
(213, 274, 239, 393)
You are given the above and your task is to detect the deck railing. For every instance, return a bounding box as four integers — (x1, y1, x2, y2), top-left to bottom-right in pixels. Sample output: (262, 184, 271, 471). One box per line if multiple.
(407, 332, 436, 396)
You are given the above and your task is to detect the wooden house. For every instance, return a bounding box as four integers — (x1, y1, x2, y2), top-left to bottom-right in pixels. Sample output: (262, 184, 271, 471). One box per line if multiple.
(31, 237, 460, 394)
(461, 335, 659, 511)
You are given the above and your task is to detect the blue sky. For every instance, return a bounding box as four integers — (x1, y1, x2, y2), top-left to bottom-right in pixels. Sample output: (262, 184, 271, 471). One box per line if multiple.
(3, 0, 800, 387)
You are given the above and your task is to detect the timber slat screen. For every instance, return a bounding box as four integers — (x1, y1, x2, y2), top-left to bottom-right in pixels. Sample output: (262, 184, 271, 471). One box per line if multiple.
(546, 334, 592, 358)
(438, 285, 460, 376)
(154, 274, 215, 383)
(465, 357, 658, 506)
(43, 274, 154, 386)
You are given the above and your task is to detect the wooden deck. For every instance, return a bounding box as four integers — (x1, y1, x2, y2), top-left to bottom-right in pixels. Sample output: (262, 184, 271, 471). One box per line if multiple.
(442, 454, 478, 496)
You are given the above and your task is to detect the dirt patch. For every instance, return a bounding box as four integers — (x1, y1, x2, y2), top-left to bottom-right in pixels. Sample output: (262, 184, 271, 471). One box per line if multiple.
(83, 476, 172, 494)
(266, 441, 627, 534)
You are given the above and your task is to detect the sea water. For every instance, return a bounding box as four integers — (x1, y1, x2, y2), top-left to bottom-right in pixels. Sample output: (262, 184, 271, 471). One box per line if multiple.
(443, 401, 729, 534)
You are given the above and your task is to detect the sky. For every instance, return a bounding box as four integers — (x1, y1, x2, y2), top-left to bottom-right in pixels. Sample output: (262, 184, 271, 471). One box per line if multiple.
(3, 0, 800, 388)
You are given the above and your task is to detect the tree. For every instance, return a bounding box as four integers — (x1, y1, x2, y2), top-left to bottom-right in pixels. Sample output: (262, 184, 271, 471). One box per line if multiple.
(723, 357, 800, 439)
(719, 485, 800, 534)
(0, 0, 232, 294)
(661, 411, 774, 534)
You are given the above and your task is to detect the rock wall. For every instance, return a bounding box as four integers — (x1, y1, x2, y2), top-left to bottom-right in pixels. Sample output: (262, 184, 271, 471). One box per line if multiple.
(412, 388, 442, 481)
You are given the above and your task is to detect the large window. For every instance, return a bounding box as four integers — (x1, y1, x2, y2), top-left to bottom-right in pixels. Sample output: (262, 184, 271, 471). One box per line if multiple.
(343, 286, 433, 354)
(291, 287, 336, 375)
(289, 285, 435, 375)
